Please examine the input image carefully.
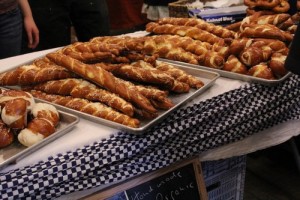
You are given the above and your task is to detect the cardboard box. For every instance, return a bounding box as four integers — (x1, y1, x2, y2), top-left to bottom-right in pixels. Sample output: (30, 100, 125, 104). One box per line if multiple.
(188, 5, 247, 26)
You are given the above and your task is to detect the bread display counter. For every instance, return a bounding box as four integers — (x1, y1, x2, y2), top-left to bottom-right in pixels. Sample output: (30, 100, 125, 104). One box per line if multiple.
(1, 7, 300, 198)
(0, 44, 299, 200)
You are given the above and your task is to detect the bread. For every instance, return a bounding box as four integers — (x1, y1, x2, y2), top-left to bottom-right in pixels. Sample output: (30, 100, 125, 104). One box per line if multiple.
(46, 52, 157, 113)
(269, 52, 288, 77)
(248, 63, 275, 79)
(0, 64, 75, 86)
(29, 90, 140, 128)
(223, 55, 248, 74)
(1, 98, 28, 129)
(157, 17, 235, 39)
(240, 24, 289, 41)
(0, 119, 13, 148)
(146, 22, 225, 46)
(143, 36, 199, 65)
(155, 61, 204, 89)
(239, 46, 264, 66)
(18, 103, 59, 147)
(90, 36, 146, 52)
(29, 78, 135, 117)
(0, 89, 35, 110)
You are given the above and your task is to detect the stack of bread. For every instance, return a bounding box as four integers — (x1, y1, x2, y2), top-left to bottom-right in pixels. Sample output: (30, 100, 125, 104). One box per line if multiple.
(0, 40, 205, 129)
(145, 8, 299, 79)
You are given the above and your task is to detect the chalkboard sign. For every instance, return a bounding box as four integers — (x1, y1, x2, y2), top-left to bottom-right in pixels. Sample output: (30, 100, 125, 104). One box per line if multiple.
(83, 157, 207, 200)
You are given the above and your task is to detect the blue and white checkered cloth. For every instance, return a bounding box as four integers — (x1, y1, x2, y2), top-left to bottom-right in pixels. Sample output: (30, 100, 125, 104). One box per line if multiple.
(1, 75, 300, 199)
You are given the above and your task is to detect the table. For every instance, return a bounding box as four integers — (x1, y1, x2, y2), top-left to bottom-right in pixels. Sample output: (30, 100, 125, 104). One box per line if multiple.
(0, 49, 300, 200)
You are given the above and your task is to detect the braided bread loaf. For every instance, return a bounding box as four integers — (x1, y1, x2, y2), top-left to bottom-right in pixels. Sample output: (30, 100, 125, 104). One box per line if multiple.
(46, 52, 157, 114)
(28, 78, 134, 117)
(157, 17, 235, 39)
(0, 64, 75, 86)
(146, 22, 225, 46)
(29, 90, 140, 128)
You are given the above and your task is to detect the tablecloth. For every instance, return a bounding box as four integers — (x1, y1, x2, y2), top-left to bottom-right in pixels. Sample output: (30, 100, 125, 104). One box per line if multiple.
(0, 68, 300, 199)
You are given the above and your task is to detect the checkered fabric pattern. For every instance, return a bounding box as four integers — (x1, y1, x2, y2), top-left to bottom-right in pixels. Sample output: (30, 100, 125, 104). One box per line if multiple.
(1, 75, 300, 199)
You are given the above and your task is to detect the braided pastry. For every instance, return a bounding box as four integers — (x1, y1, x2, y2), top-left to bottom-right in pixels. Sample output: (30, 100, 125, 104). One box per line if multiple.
(143, 36, 199, 65)
(46, 53, 157, 114)
(157, 17, 235, 39)
(90, 36, 146, 52)
(146, 22, 225, 46)
(29, 90, 140, 128)
(97, 63, 176, 90)
(149, 35, 226, 67)
(62, 44, 115, 63)
(155, 61, 204, 89)
(28, 78, 135, 117)
(0, 64, 75, 86)
(18, 103, 59, 147)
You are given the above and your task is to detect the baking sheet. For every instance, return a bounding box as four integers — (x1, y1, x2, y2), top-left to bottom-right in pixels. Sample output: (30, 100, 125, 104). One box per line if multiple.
(158, 58, 291, 86)
(34, 64, 219, 134)
(0, 109, 79, 170)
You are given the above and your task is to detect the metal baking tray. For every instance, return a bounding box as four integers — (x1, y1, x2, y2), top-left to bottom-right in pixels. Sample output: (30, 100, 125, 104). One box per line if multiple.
(158, 58, 291, 86)
(33, 64, 220, 134)
(0, 109, 79, 170)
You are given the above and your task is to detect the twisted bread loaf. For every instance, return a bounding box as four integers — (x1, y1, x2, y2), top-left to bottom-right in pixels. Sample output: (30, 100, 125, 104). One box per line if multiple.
(155, 61, 204, 89)
(143, 36, 199, 65)
(46, 53, 157, 114)
(90, 36, 146, 52)
(146, 22, 225, 46)
(29, 90, 140, 128)
(157, 17, 235, 39)
(62, 44, 115, 63)
(73, 41, 125, 55)
(149, 35, 227, 67)
(0, 119, 13, 148)
(94, 62, 176, 90)
(29, 78, 134, 117)
(0, 64, 75, 86)
(18, 103, 59, 147)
